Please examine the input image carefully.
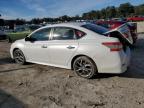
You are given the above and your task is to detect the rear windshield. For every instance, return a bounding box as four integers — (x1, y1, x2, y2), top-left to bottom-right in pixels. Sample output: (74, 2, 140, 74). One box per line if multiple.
(82, 24, 108, 35)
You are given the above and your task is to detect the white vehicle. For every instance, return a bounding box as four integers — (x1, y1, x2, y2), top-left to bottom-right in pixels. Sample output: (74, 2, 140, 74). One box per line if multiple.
(10, 23, 131, 78)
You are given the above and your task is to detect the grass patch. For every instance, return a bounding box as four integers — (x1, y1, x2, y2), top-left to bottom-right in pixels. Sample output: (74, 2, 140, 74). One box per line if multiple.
(7, 31, 31, 42)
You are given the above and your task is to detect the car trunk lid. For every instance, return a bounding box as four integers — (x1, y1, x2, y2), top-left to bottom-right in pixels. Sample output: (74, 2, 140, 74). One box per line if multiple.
(104, 24, 133, 46)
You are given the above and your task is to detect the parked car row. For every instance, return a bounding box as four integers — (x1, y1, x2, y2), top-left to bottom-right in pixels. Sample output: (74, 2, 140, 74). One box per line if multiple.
(127, 16, 144, 22)
(10, 22, 132, 78)
(110, 16, 144, 22)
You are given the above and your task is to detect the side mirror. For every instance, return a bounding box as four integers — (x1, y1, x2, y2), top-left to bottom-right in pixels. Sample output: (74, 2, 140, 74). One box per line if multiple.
(25, 37, 36, 42)
(25, 37, 31, 41)
(25, 34, 29, 37)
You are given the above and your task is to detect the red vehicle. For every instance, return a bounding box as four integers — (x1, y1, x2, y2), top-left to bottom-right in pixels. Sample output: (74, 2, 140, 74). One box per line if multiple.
(95, 20, 138, 44)
(127, 16, 144, 22)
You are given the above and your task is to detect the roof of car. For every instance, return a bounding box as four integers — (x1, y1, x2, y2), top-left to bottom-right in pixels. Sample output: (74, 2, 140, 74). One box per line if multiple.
(42, 22, 88, 29)
(29, 22, 93, 35)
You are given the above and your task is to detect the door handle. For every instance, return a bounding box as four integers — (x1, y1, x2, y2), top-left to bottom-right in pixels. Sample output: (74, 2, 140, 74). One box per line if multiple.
(41, 45, 47, 48)
(67, 46, 75, 49)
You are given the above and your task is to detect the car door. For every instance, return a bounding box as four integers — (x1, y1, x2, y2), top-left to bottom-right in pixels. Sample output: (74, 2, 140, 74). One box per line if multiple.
(24, 28, 52, 63)
(48, 27, 79, 67)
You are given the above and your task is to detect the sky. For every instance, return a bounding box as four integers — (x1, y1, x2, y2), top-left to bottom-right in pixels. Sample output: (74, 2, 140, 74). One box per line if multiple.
(0, 0, 143, 20)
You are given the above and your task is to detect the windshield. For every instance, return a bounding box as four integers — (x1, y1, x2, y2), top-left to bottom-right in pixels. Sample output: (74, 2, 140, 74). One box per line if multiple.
(82, 23, 109, 35)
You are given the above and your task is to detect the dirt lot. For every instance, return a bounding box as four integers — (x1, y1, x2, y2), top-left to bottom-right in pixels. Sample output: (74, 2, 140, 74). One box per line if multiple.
(0, 34, 144, 108)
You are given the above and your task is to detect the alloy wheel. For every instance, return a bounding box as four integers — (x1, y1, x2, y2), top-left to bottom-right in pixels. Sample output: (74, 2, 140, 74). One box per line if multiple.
(13, 49, 26, 64)
(73, 56, 97, 78)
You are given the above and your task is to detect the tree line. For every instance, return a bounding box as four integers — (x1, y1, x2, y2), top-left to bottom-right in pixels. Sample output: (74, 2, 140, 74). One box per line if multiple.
(82, 2, 144, 20)
(0, 2, 144, 27)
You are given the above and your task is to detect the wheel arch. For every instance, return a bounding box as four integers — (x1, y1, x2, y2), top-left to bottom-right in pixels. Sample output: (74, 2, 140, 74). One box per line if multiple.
(13, 48, 20, 54)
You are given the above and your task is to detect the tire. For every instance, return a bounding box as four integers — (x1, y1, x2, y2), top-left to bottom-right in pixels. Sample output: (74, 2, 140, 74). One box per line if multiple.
(73, 56, 97, 79)
(13, 49, 26, 65)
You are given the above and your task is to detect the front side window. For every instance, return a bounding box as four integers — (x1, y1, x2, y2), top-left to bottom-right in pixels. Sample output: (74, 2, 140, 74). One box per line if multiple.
(30, 28, 51, 41)
(52, 27, 75, 40)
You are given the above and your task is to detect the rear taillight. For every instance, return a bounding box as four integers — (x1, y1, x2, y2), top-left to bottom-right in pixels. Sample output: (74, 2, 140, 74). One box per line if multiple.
(102, 42, 123, 51)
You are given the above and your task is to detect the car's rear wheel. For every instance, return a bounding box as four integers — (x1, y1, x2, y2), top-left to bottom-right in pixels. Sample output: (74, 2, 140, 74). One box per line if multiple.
(73, 56, 97, 79)
(13, 49, 26, 65)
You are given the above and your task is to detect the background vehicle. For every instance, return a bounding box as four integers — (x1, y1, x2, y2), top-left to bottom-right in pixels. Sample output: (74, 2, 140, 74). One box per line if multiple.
(127, 16, 144, 22)
(96, 20, 125, 29)
(95, 20, 138, 43)
(28, 25, 42, 31)
(10, 23, 131, 78)
(0, 30, 7, 40)
(6, 25, 41, 43)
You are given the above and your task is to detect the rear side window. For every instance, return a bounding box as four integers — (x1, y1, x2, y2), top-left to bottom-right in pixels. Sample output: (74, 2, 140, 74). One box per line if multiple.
(52, 27, 75, 40)
(75, 29, 86, 39)
(82, 24, 108, 35)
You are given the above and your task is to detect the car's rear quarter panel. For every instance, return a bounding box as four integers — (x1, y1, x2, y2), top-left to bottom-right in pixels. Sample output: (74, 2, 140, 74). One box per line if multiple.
(73, 36, 129, 73)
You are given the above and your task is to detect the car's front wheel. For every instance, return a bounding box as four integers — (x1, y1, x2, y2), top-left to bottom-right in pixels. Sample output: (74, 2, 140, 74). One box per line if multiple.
(73, 56, 97, 79)
(13, 49, 26, 65)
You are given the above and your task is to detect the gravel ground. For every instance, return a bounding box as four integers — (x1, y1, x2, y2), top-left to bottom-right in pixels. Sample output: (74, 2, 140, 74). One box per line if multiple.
(0, 34, 144, 108)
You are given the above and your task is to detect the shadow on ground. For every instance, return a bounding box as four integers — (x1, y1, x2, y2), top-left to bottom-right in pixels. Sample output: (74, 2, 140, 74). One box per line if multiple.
(0, 57, 14, 65)
(0, 57, 34, 73)
(120, 38, 144, 79)
(0, 89, 26, 108)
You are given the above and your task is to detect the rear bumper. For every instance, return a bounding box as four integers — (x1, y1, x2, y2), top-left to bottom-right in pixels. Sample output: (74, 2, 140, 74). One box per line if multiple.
(94, 47, 131, 74)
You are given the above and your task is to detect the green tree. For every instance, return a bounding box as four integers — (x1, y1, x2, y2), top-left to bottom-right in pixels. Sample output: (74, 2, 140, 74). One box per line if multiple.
(15, 19, 26, 25)
(118, 2, 134, 17)
(135, 4, 144, 15)
(100, 8, 106, 19)
(0, 14, 4, 26)
(0, 19, 4, 26)
(31, 18, 43, 24)
(106, 6, 117, 18)
(82, 13, 91, 20)
(59, 15, 71, 21)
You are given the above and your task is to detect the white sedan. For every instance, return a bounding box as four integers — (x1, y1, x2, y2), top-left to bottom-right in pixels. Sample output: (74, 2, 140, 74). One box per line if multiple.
(10, 23, 131, 78)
